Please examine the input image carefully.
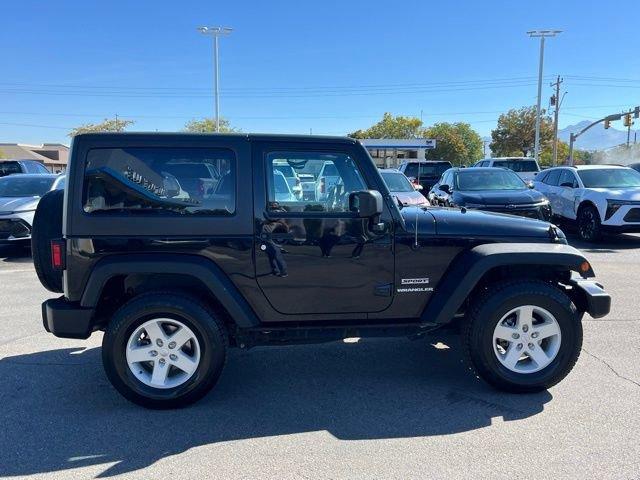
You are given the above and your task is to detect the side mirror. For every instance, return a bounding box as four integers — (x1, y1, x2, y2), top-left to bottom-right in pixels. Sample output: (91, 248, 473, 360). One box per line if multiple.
(527, 181, 535, 189)
(349, 190, 383, 218)
(440, 184, 451, 194)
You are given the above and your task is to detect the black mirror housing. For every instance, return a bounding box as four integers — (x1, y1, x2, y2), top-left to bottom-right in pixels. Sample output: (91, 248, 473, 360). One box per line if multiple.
(349, 190, 383, 218)
(440, 184, 451, 194)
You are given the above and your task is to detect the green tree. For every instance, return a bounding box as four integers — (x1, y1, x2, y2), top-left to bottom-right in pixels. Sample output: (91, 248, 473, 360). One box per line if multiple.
(348, 112, 424, 139)
(184, 117, 239, 133)
(68, 118, 135, 137)
(490, 106, 553, 157)
(0, 149, 6, 159)
(425, 122, 483, 166)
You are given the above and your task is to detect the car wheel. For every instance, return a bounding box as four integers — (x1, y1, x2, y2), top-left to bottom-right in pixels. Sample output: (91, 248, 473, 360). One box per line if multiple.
(577, 204, 602, 242)
(31, 189, 64, 293)
(463, 280, 582, 393)
(102, 292, 228, 409)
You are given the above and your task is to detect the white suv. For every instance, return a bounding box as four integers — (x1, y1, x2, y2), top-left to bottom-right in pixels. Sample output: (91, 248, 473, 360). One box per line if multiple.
(533, 165, 640, 241)
(473, 157, 541, 183)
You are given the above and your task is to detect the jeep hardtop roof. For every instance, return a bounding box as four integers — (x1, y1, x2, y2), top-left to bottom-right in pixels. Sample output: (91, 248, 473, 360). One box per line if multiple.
(72, 132, 359, 145)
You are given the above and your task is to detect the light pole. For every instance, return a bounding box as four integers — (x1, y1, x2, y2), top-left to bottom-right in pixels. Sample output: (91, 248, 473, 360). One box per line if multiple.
(198, 26, 233, 133)
(527, 30, 561, 162)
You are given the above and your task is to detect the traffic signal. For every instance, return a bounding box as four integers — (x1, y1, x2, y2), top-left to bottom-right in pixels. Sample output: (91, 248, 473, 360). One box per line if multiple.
(550, 95, 556, 106)
(623, 114, 633, 127)
(634, 106, 640, 119)
(604, 119, 611, 129)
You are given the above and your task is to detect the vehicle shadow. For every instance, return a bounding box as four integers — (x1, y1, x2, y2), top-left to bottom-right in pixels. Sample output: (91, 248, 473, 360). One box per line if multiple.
(0, 336, 551, 478)
(0, 245, 32, 262)
(566, 232, 640, 252)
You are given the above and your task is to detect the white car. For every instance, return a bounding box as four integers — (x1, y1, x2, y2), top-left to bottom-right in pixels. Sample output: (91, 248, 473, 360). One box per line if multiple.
(533, 165, 640, 242)
(473, 157, 541, 183)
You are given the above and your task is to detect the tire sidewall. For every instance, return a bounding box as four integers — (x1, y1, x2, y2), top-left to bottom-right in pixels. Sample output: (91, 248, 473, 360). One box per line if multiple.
(472, 285, 581, 389)
(103, 295, 226, 408)
(578, 205, 601, 242)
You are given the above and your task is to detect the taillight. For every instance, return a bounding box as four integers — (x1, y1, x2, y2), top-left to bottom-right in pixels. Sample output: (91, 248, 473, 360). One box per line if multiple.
(51, 239, 65, 270)
(320, 177, 325, 193)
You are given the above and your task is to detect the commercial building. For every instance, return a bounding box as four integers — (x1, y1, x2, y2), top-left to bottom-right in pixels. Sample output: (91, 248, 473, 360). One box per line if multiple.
(359, 138, 436, 168)
(0, 143, 69, 172)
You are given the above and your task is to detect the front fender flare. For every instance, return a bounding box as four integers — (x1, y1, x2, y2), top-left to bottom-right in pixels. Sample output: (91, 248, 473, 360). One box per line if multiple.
(421, 243, 593, 324)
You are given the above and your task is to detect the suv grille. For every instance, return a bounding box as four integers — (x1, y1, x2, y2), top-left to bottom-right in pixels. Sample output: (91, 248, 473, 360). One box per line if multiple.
(0, 219, 31, 239)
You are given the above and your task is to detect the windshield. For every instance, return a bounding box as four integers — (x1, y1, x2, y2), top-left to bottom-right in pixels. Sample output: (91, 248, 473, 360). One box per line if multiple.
(456, 170, 526, 191)
(381, 172, 415, 192)
(405, 162, 451, 178)
(321, 163, 339, 177)
(0, 176, 56, 197)
(578, 168, 640, 188)
(493, 160, 540, 173)
(274, 165, 295, 178)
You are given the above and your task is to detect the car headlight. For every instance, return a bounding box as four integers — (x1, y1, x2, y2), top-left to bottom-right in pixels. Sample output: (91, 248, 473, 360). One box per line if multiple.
(605, 199, 638, 220)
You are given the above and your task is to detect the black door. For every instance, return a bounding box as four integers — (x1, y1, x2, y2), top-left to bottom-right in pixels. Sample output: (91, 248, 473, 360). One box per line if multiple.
(252, 142, 394, 316)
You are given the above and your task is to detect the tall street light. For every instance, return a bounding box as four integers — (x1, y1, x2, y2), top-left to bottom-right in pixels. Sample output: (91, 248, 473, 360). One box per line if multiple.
(198, 26, 233, 132)
(527, 29, 561, 162)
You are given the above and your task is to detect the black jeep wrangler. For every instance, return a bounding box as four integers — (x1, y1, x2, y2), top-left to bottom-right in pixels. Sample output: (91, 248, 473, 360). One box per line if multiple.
(32, 133, 610, 408)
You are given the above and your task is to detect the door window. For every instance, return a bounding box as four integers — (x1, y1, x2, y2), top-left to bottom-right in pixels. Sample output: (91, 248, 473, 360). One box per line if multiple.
(265, 151, 366, 213)
(543, 169, 561, 186)
(558, 170, 578, 188)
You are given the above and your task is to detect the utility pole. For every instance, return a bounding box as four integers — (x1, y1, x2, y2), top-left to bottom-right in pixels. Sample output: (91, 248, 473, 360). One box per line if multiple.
(198, 26, 233, 132)
(115, 114, 119, 131)
(550, 76, 564, 166)
(527, 30, 562, 162)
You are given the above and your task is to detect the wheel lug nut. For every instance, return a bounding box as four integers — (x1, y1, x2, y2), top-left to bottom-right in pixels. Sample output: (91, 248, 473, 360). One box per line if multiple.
(158, 358, 166, 365)
(156, 339, 164, 347)
(168, 341, 176, 349)
(522, 325, 529, 333)
(169, 353, 177, 361)
(512, 333, 520, 339)
(528, 343, 534, 349)
(517, 343, 523, 350)
(531, 332, 539, 339)
(149, 350, 158, 357)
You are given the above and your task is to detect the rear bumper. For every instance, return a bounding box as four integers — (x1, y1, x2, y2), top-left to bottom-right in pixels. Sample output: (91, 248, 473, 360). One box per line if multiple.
(568, 277, 611, 319)
(42, 296, 94, 339)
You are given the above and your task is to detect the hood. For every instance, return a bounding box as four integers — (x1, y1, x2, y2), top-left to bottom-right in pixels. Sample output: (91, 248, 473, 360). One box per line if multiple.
(588, 187, 640, 201)
(400, 206, 558, 240)
(0, 196, 40, 213)
(393, 191, 428, 206)
(455, 189, 546, 205)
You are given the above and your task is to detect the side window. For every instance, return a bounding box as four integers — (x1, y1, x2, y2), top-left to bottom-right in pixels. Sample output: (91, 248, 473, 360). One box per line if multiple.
(479, 161, 489, 167)
(441, 171, 452, 187)
(544, 169, 561, 186)
(0, 162, 22, 176)
(32, 162, 49, 173)
(83, 147, 236, 216)
(266, 151, 366, 213)
(536, 171, 548, 183)
(559, 170, 578, 188)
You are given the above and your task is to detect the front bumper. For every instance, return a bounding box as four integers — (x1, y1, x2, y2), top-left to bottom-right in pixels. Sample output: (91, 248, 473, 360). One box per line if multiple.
(42, 296, 94, 339)
(0, 215, 33, 244)
(568, 276, 611, 319)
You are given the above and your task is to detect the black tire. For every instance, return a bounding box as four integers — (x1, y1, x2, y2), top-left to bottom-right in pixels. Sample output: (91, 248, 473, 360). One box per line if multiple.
(577, 203, 602, 243)
(463, 280, 582, 393)
(31, 189, 64, 292)
(102, 292, 228, 409)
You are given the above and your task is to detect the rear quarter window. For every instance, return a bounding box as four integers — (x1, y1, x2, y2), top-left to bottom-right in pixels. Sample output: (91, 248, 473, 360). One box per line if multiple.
(0, 161, 22, 177)
(83, 147, 236, 216)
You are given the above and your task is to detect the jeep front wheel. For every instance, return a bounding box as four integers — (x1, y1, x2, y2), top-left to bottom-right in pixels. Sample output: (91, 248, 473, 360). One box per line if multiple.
(102, 292, 227, 408)
(463, 280, 582, 392)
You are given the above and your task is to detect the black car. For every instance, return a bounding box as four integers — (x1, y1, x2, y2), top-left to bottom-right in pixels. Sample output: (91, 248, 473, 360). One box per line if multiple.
(32, 133, 608, 408)
(0, 159, 50, 177)
(397, 160, 452, 196)
(430, 167, 552, 221)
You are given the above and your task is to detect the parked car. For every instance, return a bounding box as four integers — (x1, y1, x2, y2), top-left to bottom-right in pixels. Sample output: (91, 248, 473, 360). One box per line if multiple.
(273, 161, 302, 198)
(429, 167, 551, 220)
(0, 174, 65, 246)
(534, 165, 640, 241)
(272, 170, 297, 203)
(472, 157, 541, 183)
(33, 133, 609, 408)
(0, 159, 50, 177)
(316, 160, 341, 201)
(379, 169, 428, 207)
(397, 160, 452, 195)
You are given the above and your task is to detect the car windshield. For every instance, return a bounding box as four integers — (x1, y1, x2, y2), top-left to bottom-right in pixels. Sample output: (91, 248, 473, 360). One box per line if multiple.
(381, 172, 415, 192)
(493, 160, 540, 172)
(578, 168, 640, 188)
(274, 165, 295, 178)
(456, 170, 526, 191)
(0, 176, 56, 197)
(405, 163, 451, 178)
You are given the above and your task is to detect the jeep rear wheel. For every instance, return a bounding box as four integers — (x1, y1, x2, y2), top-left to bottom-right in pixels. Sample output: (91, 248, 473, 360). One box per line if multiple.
(463, 280, 582, 393)
(102, 292, 227, 408)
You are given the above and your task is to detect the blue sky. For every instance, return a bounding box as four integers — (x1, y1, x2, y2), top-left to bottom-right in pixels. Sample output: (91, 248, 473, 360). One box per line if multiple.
(1, 0, 638, 145)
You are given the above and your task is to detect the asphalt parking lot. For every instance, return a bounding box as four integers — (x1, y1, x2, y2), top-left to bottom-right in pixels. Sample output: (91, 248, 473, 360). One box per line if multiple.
(1, 235, 639, 480)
